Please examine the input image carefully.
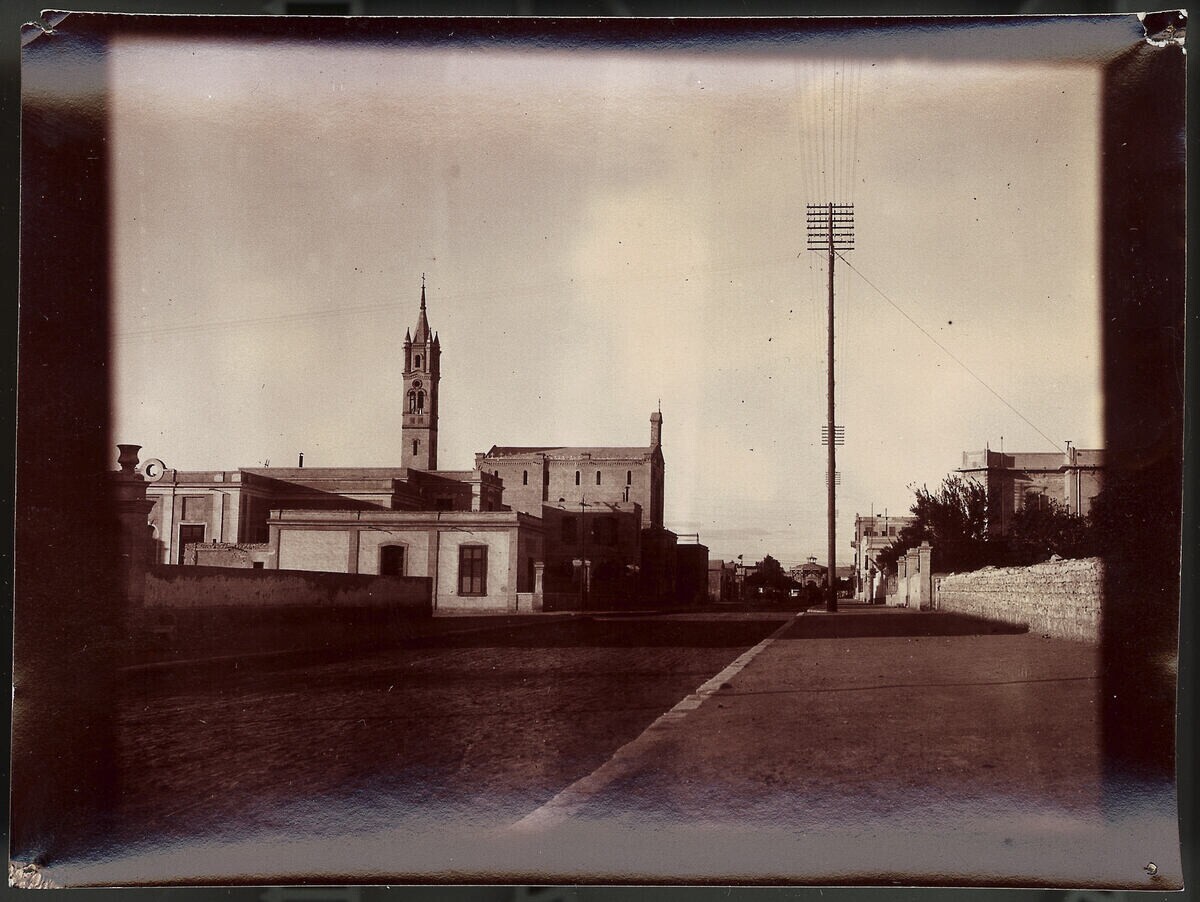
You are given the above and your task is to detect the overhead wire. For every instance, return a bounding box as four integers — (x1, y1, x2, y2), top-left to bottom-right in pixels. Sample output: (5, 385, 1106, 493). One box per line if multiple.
(835, 250, 1065, 454)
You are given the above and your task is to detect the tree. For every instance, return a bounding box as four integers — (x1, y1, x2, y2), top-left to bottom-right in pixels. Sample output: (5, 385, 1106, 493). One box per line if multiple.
(746, 554, 789, 592)
(875, 474, 1001, 574)
(1006, 498, 1096, 564)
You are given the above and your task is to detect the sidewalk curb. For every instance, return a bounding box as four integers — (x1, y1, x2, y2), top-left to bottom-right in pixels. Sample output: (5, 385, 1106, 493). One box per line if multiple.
(509, 612, 800, 831)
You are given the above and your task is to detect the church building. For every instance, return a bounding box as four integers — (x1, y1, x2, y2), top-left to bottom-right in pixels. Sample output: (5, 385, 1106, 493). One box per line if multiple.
(142, 281, 705, 612)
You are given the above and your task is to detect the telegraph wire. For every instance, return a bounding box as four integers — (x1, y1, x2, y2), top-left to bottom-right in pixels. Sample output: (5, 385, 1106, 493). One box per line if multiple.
(835, 250, 1065, 453)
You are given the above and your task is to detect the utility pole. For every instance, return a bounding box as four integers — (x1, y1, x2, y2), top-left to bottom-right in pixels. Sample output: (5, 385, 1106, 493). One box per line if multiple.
(808, 202, 854, 613)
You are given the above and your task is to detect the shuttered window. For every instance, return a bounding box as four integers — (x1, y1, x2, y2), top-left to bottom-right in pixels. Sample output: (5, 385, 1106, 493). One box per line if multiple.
(458, 546, 487, 595)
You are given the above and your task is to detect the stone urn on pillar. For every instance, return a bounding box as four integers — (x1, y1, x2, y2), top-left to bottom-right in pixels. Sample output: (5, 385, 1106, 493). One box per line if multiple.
(111, 445, 156, 617)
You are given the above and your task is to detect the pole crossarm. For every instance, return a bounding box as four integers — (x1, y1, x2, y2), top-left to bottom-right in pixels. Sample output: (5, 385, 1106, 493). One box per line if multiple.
(806, 203, 855, 251)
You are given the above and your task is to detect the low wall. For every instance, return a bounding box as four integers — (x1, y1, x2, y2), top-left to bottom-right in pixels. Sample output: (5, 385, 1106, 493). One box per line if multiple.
(185, 542, 274, 568)
(934, 557, 1102, 643)
(146, 565, 430, 611)
(135, 566, 432, 664)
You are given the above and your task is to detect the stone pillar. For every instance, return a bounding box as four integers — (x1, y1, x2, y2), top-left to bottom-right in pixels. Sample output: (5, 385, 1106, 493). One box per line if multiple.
(895, 556, 908, 607)
(112, 445, 155, 615)
(267, 522, 282, 569)
(917, 542, 933, 610)
(532, 561, 545, 612)
(905, 548, 921, 609)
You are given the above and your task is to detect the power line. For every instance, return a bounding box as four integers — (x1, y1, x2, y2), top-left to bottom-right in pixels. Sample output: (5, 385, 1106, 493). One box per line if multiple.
(835, 250, 1065, 454)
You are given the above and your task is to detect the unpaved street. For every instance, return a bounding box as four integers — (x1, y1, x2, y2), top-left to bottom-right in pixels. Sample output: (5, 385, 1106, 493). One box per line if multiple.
(116, 614, 789, 846)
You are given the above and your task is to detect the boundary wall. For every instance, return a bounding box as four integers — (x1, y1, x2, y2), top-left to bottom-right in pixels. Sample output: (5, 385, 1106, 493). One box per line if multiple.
(934, 557, 1102, 643)
(135, 566, 432, 663)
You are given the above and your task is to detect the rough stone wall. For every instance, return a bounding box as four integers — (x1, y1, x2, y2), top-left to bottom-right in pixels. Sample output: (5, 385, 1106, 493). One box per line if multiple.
(935, 557, 1102, 642)
(187, 542, 272, 568)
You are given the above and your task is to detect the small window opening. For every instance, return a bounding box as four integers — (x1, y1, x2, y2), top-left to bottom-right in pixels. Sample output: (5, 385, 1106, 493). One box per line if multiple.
(575, 471, 581, 486)
(596, 471, 602, 486)
(522, 470, 528, 485)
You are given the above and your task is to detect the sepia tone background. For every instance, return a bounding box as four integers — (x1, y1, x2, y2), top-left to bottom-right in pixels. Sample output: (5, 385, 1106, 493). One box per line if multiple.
(5, 1, 1194, 898)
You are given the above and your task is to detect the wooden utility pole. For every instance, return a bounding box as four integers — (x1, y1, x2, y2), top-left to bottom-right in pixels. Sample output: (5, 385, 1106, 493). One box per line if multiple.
(808, 202, 854, 613)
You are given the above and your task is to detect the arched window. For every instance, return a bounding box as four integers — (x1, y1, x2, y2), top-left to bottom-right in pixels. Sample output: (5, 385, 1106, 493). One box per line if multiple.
(412, 439, 419, 456)
(596, 471, 602, 485)
(626, 470, 632, 486)
(416, 390, 425, 413)
(408, 391, 417, 413)
(522, 470, 528, 485)
(415, 354, 422, 368)
(575, 471, 580, 486)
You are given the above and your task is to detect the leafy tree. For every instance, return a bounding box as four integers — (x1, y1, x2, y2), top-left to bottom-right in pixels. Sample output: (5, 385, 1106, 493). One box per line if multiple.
(875, 474, 1001, 574)
(1006, 498, 1096, 564)
(746, 554, 790, 592)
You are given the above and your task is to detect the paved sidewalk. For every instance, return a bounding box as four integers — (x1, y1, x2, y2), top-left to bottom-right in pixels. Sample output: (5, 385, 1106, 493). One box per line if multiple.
(501, 606, 1178, 888)
(525, 606, 1102, 827)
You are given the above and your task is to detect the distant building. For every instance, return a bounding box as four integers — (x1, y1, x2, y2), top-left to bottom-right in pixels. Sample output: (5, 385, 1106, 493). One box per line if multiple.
(957, 447, 1104, 535)
(852, 513, 917, 602)
(796, 556, 826, 587)
(707, 559, 735, 603)
(475, 411, 684, 601)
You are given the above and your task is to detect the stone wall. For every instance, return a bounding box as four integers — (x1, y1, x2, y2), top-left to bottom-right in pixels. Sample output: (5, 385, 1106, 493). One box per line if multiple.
(934, 557, 1102, 642)
(146, 565, 430, 611)
(135, 566, 432, 664)
(186, 542, 274, 568)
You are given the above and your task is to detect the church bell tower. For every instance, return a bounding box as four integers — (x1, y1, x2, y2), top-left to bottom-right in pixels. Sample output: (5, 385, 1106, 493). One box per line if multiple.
(401, 277, 440, 470)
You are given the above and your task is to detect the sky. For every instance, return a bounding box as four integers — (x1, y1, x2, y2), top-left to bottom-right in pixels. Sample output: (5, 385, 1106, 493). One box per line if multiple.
(110, 27, 1104, 567)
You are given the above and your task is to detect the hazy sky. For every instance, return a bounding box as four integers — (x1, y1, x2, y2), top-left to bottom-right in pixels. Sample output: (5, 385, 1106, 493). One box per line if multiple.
(111, 30, 1103, 566)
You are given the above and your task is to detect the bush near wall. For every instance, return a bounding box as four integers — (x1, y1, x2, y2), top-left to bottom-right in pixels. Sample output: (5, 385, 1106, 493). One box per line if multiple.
(935, 557, 1102, 643)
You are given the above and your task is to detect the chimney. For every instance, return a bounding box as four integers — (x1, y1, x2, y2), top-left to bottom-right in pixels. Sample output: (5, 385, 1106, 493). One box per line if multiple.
(650, 409, 663, 448)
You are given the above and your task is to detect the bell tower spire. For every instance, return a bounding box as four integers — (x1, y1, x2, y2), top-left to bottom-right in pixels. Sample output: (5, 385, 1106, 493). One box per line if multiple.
(401, 276, 440, 470)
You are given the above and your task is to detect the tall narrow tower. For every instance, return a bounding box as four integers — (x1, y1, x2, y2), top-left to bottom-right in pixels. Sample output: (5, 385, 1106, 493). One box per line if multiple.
(401, 277, 440, 470)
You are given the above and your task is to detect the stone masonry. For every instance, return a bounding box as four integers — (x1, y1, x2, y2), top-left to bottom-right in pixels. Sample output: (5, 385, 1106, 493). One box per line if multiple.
(935, 557, 1102, 643)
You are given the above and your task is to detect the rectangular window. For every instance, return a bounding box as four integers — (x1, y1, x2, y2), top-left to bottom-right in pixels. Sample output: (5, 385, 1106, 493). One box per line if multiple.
(458, 545, 487, 595)
(889, 526, 896, 536)
(562, 516, 578, 543)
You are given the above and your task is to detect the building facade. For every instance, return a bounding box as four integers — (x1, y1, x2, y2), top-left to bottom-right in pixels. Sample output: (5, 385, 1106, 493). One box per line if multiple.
(476, 409, 665, 530)
(957, 447, 1104, 536)
(851, 513, 917, 602)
